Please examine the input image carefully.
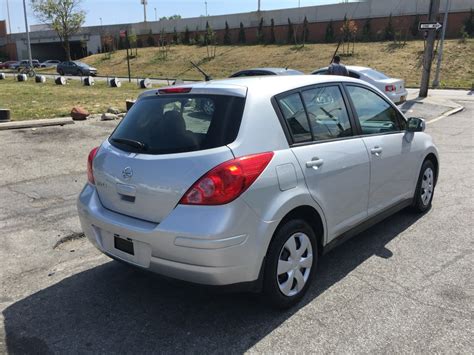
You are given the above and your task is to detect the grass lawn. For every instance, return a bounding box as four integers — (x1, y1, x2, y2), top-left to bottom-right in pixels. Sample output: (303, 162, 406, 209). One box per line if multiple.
(82, 39, 474, 89)
(0, 78, 149, 121)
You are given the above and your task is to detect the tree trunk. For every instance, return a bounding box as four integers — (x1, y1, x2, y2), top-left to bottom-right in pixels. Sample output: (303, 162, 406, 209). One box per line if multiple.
(64, 36, 71, 61)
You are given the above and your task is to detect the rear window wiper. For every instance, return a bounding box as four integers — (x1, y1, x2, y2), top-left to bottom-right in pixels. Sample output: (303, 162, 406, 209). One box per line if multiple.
(111, 138, 148, 151)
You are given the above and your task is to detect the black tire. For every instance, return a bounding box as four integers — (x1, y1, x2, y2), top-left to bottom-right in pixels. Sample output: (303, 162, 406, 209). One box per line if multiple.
(412, 160, 436, 213)
(262, 219, 318, 309)
(58, 69, 64, 76)
(77, 70, 83, 76)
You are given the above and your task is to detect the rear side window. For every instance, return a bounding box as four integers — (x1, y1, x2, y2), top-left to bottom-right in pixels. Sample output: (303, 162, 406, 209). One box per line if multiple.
(301, 86, 352, 141)
(110, 95, 245, 154)
(277, 93, 312, 143)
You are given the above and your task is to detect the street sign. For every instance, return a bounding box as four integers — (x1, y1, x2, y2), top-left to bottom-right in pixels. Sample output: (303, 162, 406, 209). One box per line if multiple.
(419, 22, 443, 31)
(119, 30, 127, 38)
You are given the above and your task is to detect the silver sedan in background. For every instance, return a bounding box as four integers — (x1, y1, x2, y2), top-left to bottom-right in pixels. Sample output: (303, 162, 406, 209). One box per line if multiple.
(312, 66, 409, 104)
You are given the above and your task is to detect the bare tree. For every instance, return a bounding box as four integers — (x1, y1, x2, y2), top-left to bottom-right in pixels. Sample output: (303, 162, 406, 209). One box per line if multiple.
(31, 0, 85, 61)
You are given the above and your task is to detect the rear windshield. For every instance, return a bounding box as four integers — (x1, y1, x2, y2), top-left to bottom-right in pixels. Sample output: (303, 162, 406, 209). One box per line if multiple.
(109, 94, 245, 154)
(361, 69, 389, 81)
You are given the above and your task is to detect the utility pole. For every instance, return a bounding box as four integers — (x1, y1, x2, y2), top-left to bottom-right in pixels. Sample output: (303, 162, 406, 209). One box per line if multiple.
(258, 0, 261, 12)
(419, 0, 440, 98)
(22, 0, 33, 67)
(432, 0, 450, 88)
(141, 0, 147, 22)
(6, 0, 12, 34)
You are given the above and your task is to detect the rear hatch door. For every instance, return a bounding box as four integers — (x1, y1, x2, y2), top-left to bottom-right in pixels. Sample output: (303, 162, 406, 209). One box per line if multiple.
(93, 90, 246, 223)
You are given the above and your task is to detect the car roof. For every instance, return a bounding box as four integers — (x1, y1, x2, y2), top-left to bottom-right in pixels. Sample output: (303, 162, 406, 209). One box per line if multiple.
(144, 75, 370, 99)
(235, 67, 303, 74)
(313, 65, 372, 73)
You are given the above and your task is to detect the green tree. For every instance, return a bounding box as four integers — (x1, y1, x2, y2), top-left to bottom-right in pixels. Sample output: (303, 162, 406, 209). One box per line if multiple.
(147, 30, 155, 47)
(257, 18, 265, 44)
(238, 22, 246, 43)
(302, 16, 310, 44)
(30, 0, 85, 61)
(410, 14, 420, 37)
(287, 18, 294, 44)
(325, 20, 335, 43)
(194, 26, 200, 43)
(223, 21, 231, 45)
(384, 13, 395, 41)
(173, 27, 179, 44)
(464, 8, 474, 36)
(362, 18, 372, 41)
(183, 26, 190, 44)
(160, 14, 182, 21)
(269, 18, 276, 44)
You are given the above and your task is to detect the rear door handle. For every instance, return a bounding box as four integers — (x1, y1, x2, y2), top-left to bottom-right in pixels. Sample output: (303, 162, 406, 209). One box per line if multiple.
(370, 146, 383, 156)
(306, 157, 324, 169)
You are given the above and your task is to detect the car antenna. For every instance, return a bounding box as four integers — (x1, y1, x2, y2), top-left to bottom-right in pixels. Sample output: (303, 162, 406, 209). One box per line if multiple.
(330, 40, 342, 64)
(190, 61, 212, 81)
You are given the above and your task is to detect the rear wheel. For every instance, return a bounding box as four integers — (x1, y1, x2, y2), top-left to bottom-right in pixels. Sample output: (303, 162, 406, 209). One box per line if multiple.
(412, 160, 436, 213)
(262, 219, 317, 309)
(58, 69, 65, 76)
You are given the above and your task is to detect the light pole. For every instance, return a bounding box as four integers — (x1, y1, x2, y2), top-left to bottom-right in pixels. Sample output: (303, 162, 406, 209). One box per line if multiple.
(6, 0, 12, 34)
(258, 0, 260, 12)
(154, 7, 157, 21)
(22, 0, 33, 67)
(205, 1, 208, 16)
(99, 17, 103, 26)
(141, 0, 147, 22)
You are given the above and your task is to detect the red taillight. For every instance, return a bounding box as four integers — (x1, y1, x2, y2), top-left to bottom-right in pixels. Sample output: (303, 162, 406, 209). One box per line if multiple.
(179, 152, 274, 205)
(87, 147, 99, 185)
(385, 84, 396, 92)
(158, 87, 192, 94)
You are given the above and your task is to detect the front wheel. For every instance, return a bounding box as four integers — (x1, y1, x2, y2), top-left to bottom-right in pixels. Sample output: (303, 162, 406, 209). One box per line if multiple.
(412, 160, 436, 213)
(262, 219, 317, 309)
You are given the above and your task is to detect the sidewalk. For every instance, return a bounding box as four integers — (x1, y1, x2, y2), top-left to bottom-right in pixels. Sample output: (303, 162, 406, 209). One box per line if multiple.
(400, 89, 467, 122)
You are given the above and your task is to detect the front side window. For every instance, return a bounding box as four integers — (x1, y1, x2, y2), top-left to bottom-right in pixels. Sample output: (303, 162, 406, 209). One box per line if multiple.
(346, 85, 402, 135)
(277, 93, 311, 143)
(301, 86, 352, 141)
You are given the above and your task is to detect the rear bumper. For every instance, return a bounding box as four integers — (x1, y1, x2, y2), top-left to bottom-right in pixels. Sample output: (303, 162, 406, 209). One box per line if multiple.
(77, 184, 276, 286)
(388, 90, 408, 104)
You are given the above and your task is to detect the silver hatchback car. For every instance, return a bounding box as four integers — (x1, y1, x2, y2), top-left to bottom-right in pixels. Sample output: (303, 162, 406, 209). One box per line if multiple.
(77, 76, 438, 308)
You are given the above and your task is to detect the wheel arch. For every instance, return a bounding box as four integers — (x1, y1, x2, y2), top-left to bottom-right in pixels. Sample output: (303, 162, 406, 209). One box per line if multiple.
(273, 205, 325, 255)
(424, 153, 439, 185)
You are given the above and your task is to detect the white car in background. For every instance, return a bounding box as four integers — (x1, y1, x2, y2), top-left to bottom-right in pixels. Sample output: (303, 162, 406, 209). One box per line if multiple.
(40, 59, 61, 68)
(312, 66, 408, 104)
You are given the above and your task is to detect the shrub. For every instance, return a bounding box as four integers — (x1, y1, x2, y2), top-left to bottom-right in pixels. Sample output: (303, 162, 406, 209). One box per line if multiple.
(362, 18, 371, 41)
(464, 8, 474, 36)
(183, 26, 190, 44)
(302, 16, 309, 44)
(238, 22, 246, 43)
(325, 20, 335, 43)
(384, 14, 395, 41)
(223, 21, 231, 45)
(287, 18, 294, 44)
(269, 18, 276, 44)
(410, 14, 420, 38)
(257, 18, 265, 44)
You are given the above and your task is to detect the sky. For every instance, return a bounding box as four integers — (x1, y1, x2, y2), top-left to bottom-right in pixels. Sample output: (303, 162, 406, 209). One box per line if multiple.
(0, 0, 352, 33)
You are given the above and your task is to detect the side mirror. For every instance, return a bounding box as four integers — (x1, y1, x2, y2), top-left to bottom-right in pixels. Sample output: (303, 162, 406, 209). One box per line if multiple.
(407, 117, 426, 132)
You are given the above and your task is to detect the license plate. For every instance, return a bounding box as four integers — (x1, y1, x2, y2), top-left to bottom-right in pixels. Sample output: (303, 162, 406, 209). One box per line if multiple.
(114, 235, 134, 255)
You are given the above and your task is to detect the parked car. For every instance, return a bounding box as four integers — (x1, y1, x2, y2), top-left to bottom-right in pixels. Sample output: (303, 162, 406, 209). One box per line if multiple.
(312, 66, 408, 104)
(78, 76, 438, 308)
(57, 61, 97, 76)
(229, 67, 304, 77)
(0, 60, 18, 69)
(14, 59, 41, 70)
(40, 59, 61, 68)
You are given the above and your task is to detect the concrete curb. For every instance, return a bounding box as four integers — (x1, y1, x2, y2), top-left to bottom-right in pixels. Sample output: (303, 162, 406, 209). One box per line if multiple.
(0, 117, 74, 131)
(427, 105, 465, 125)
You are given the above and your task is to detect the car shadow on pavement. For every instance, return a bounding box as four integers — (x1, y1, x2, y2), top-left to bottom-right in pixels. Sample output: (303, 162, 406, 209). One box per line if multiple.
(3, 209, 424, 353)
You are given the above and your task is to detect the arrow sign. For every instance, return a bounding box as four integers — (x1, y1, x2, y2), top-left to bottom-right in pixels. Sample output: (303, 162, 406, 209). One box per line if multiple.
(419, 22, 443, 31)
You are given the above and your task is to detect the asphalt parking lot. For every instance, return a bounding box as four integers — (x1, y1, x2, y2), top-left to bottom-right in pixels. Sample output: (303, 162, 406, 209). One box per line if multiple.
(0, 92, 473, 353)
